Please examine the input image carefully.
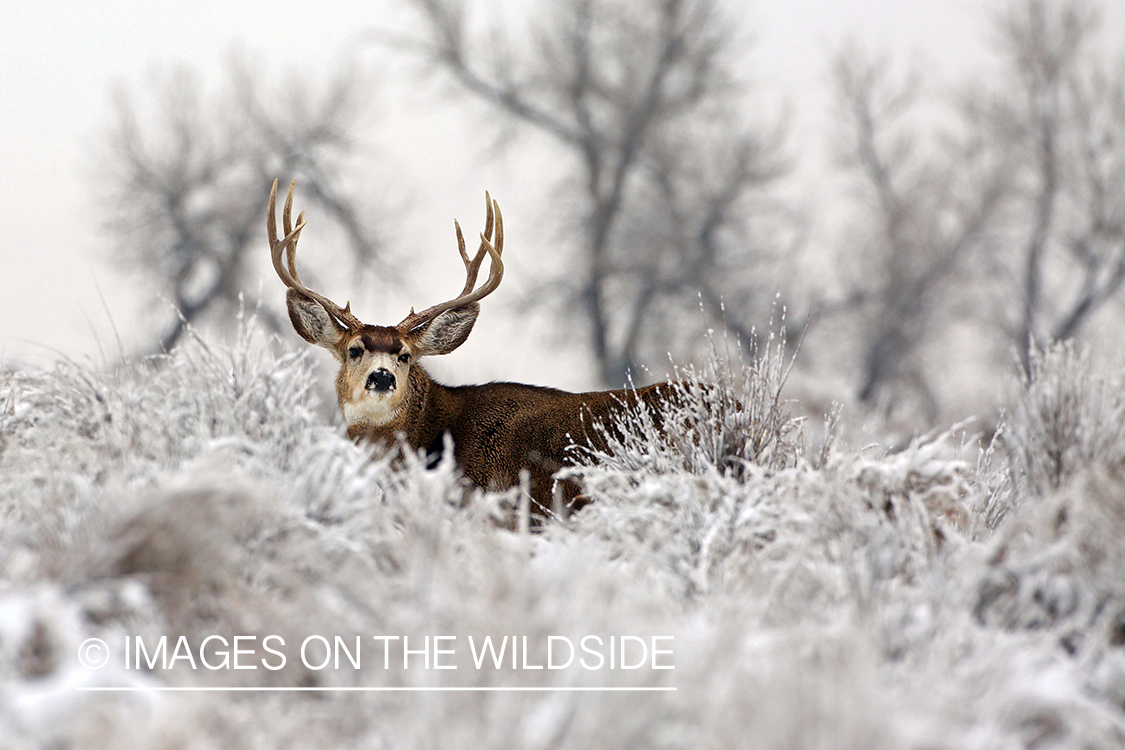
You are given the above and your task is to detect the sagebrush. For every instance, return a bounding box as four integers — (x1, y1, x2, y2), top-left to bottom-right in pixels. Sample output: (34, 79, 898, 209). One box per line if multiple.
(1, 321, 1123, 748)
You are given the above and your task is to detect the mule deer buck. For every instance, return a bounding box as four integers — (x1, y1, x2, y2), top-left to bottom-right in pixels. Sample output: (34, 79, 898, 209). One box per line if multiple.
(268, 180, 673, 518)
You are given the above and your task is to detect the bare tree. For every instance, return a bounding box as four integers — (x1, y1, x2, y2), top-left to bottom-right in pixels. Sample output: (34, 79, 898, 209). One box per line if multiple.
(98, 59, 384, 353)
(397, 0, 793, 386)
(968, 0, 1125, 373)
(830, 0, 1124, 424)
(832, 49, 1009, 421)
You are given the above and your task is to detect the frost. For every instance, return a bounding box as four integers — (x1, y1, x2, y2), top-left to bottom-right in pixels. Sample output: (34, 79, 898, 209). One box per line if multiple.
(0, 323, 1124, 747)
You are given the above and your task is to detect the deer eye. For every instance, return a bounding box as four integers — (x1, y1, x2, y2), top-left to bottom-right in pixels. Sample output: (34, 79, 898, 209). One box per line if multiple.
(348, 346, 363, 359)
(398, 353, 411, 364)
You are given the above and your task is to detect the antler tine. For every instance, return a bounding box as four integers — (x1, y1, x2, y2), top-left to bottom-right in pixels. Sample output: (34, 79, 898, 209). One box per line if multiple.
(282, 179, 304, 285)
(267, 179, 361, 331)
(456, 191, 496, 296)
(400, 193, 504, 333)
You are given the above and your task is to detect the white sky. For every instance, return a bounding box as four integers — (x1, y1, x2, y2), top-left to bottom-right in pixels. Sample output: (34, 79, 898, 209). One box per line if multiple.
(2, 0, 1120, 386)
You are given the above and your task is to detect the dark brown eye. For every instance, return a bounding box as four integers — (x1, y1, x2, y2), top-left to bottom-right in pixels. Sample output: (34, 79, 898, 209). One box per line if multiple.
(348, 346, 363, 359)
(398, 353, 411, 364)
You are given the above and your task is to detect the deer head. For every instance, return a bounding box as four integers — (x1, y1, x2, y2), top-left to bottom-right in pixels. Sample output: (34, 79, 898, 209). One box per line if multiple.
(266, 179, 503, 430)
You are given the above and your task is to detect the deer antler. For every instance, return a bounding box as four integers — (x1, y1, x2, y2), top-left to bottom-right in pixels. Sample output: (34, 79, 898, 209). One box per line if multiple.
(267, 179, 362, 331)
(399, 192, 505, 333)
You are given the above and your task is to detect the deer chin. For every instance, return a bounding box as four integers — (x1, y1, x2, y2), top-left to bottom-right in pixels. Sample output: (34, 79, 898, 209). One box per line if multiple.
(342, 388, 402, 428)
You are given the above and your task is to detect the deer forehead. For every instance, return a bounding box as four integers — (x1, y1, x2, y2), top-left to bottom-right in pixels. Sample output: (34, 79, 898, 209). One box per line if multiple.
(344, 326, 409, 356)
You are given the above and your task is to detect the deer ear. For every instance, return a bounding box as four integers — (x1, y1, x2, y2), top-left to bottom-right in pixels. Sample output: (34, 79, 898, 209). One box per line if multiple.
(408, 303, 479, 357)
(287, 289, 347, 354)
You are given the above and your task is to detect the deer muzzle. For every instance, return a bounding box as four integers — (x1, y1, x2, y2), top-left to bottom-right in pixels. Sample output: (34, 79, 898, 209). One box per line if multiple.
(366, 368, 397, 393)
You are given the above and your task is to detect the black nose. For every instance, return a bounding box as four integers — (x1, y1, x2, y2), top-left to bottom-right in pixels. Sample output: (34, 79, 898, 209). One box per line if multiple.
(366, 368, 396, 392)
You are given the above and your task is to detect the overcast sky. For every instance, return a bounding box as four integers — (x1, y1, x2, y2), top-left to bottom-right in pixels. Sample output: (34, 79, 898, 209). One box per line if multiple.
(2, 0, 1120, 383)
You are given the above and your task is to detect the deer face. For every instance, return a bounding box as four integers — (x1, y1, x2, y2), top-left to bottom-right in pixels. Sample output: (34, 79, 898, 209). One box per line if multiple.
(286, 289, 482, 428)
(336, 326, 413, 426)
(326, 310, 479, 428)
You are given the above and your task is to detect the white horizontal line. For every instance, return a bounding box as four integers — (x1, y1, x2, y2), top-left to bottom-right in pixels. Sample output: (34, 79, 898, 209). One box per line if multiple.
(75, 686, 677, 692)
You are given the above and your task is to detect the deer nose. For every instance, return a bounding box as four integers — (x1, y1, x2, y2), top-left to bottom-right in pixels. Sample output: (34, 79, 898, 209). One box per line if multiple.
(366, 368, 396, 393)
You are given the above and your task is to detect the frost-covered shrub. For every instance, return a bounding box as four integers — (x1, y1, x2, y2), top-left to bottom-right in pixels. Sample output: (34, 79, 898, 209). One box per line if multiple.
(568, 329, 805, 483)
(1003, 341, 1125, 498)
(0, 314, 326, 583)
(557, 333, 978, 610)
(2, 318, 1125, 748)
(975, 467, 1125, 659)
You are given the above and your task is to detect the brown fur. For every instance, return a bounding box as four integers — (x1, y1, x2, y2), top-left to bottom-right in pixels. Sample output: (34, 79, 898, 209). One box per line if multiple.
(346, 365, 673, 515)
